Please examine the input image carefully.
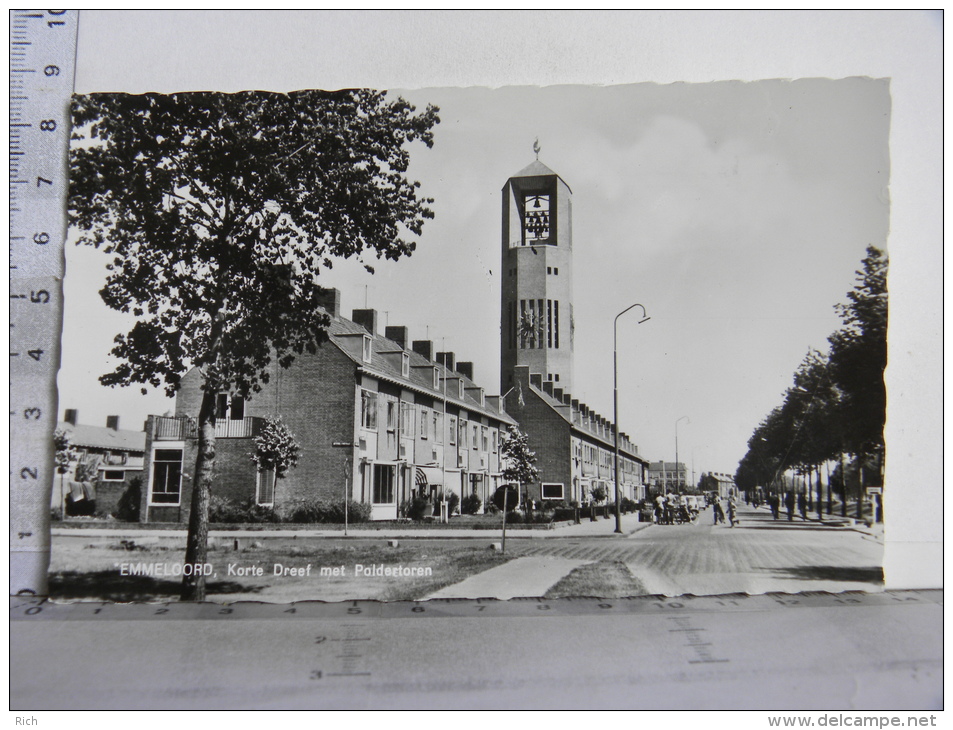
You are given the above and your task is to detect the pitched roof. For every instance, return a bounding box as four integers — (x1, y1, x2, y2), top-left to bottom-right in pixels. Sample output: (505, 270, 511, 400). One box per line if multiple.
(327, 315, 516, 425)
(510, 159, 573, 192)
(525, 380, 646, 463)
(57, 422, 146, 453)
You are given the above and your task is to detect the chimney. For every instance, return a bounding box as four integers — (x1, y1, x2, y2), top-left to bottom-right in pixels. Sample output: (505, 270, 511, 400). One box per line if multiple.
(384, 326, 409, 350)
(412, 340, 433, 361)
(64, 409, 78, 426)
(436, 352, 455, 372)
(352, 309, 378, 335)
(106, 415, 120, 431)
(316, 288, 341, 317)
(455, 361, 473, 381)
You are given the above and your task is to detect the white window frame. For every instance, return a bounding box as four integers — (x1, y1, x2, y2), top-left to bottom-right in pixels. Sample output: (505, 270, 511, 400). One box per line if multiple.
(541, 483, 565, 500)
(149, 444, 184, 506)
(362, 335, 373, 363)
(420, 406, 430, 439)
(101, 469, 125, 482)
(401, 352, 410, 377)
(256, 469, 276, 506)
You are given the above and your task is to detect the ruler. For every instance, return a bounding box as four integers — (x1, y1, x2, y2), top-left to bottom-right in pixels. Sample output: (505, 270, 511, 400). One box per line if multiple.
(9, 588, 942, 620)
(9, 10, 78, 596)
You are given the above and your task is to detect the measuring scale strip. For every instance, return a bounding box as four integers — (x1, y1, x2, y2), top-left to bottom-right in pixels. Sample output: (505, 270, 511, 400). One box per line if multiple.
(9, 590, 940, 622)
(9, 10, 79, 597)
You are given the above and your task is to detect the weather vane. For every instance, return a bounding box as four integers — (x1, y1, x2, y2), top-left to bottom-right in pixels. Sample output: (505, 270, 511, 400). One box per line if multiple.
(533, 137, 540, 160)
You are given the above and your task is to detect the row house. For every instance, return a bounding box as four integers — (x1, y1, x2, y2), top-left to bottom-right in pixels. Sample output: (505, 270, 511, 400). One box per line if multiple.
(504, 365, 649, 505)
(55, 410, 145, 516)
(139, 289, 516, 522)
(647, 461, 691, 494)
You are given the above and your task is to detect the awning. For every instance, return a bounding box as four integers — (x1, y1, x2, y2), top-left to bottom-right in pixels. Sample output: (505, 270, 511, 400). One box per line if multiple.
(415, 466, 445, 487)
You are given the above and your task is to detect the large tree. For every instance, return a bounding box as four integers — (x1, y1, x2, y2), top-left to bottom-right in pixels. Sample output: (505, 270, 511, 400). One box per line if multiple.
(828, 245, 888, 462)
(70, 90, 439, 600)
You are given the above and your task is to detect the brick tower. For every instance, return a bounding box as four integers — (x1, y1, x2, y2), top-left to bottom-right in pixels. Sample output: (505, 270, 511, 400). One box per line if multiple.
(500, 157, 574, 396)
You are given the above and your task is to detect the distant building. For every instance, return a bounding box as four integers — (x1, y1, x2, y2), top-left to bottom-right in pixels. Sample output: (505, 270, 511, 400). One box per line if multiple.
(55, 410, 145, 516)
(499, 159, 649, 504)
(647, 461, 691, 494)
(139, 291, 516, 522)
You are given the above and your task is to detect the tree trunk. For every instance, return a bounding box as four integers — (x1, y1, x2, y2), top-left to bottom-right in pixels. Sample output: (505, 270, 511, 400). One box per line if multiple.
(181, 388, 218, 601)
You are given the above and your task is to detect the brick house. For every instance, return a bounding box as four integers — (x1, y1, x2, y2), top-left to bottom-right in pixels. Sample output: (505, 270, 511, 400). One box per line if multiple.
(55, 410, 145, 516)
(503, 365, 648, 505)
(139, 290, 516, 522)
(646, 461, 691, 495)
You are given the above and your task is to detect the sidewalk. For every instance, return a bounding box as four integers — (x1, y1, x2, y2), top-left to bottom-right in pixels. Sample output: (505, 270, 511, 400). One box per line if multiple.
(425, 556, 591, 600)
(51, 511, 653, 541)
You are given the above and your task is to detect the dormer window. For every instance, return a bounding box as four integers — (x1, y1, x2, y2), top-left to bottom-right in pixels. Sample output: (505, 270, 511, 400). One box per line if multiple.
(432, 368, 440, 390)
(362, 335, 373, 364)
(458, 380, 464, 399)
(401, 352, 410, 377)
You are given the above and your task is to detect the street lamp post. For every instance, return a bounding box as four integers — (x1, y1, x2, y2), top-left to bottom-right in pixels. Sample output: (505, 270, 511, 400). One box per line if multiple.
(613, 303, 650, 534)
(675, 416, 689, 495)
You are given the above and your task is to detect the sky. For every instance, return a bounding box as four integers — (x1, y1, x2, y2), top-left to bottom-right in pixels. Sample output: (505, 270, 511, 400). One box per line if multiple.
(60, 78, 890, 479)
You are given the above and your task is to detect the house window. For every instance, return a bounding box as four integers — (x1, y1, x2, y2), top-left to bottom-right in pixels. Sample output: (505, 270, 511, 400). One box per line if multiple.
(401, 352, 410, 377)
(433, 412, 443, 444)
(257, 469, 276, 506)
(372, 464, 396, 504)
(216, 394, 244, 419)
(386, 399, 397, 431)
(362, 335, 373, 363)
(482, 426, 489, 452)
(541, 483, 564, 500)
(491, 429, 498, 453)
(449, 416, 457, 445)
(458, 419, 467, 446)
(216, 394, 228, 419)
(360, 390, 378, 430)
(472, 424, 479, 450)
(102, 470, 125, 482)
(553, 267, 559, 275)
(150, 449, 183, 505)
(400, 402, 415, 437)
(420, 407, 430, 439)
(230, 396, 244, 420)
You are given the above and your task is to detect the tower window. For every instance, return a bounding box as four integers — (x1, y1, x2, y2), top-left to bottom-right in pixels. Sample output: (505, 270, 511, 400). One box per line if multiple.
(554, 267, 558, 275)
(523, 194, 551, 244)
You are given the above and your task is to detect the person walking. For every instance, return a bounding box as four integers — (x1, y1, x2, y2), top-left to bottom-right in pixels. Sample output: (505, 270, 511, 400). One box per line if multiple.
(785, 491, 795, 521)
(769, 492, 780, 520)
(727, 496, 738, 527)
(798, 492, 808, 520)
(713, 495, 726, 525)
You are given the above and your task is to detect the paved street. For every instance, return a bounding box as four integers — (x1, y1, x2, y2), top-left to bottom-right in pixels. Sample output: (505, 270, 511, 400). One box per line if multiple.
(426, 502, 884, 599)
(524, 502, 884, 597)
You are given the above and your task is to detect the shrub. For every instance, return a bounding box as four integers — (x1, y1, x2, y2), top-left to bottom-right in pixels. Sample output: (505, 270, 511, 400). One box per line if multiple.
(286, 499, 371, 524)
(208, 496, 279, 524)
(504, 510, 523, 524)
(590, 485, 608, 503)
(113, 477, 142, 522)
(407, 496, 433, 522)
(461, 493, 482, 515)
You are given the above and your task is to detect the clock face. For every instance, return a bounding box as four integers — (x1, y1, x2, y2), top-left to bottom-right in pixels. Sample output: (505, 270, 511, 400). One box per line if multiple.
(523, 194, 550, 243)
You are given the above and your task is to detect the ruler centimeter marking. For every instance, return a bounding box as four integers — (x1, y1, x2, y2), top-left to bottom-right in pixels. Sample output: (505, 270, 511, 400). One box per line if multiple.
(9, 10, 78, 596)
(8, 589, 941, 621)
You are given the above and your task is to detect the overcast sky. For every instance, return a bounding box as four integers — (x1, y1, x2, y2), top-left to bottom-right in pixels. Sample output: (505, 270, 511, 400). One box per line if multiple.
(61, 78, 890, 478)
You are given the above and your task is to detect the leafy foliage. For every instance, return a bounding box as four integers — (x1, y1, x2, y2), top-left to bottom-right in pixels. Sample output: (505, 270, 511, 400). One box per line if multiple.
(736, 247, 887, 494)
(251, 416, 300, 480)
(54, 429, 78, 475)
(69, 90, 439, 599)
(500, 425, 539, 487)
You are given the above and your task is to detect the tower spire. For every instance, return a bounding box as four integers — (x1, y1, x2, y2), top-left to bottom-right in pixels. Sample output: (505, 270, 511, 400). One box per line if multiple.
(533, 137, 540, 160)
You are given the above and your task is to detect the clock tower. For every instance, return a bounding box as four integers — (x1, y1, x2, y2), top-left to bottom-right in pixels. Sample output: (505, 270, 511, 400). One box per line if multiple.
(500, 157, 574, 396)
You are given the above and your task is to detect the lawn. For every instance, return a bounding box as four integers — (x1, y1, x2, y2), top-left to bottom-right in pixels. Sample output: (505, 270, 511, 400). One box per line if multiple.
(48, 535, 525, 603)
(544, 561, 649, 599)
